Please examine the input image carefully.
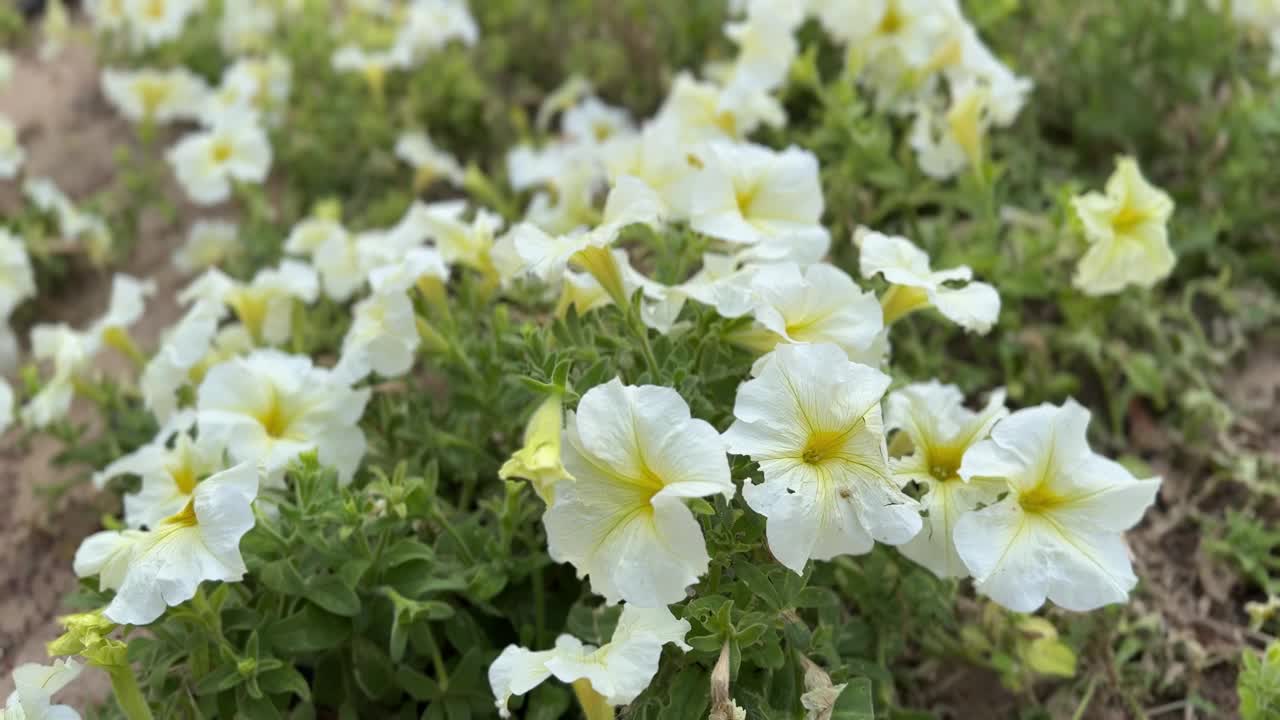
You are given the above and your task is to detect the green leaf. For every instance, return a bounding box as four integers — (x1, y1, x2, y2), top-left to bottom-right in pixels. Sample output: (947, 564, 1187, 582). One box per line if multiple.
(380, 539, 438, 569)
(257, 665, 312, 702)
(734, 559, 781, 610)
(308, 576, 362, 617)
(194, 665, 245, 696)
(264, 604, 351, 654)
(259, 560, 307, 596)
(396, 666, 442, 702)
(830, 677, 875, 720)
(352, 636, 396, 700)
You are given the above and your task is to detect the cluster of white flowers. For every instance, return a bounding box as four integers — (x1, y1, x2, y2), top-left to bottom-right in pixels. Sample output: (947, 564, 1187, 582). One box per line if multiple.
(330, 0, 478, 81)
(1, 658, 82, 720)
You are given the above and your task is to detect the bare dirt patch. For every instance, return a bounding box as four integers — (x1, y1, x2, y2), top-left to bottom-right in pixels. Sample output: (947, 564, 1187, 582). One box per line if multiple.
(0, 38, 189, 708)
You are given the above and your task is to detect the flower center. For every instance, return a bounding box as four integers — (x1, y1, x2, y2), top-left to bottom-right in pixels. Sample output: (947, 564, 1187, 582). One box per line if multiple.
(1018, 483, 1065, 515)
(1110, 205, 1148, 235)
(927, 444, 965, 483)
(255, 387, 292, 439)
(136, 79, 171, 113)
(145, 0, 166, 21)
(210, 139, 234, 165)
(734, 182, 761, 217)
(877, 2, 906, 35)
(164, 499, 199, 528)
(802, 430, 848, 465)
(167, 459, 198, 495)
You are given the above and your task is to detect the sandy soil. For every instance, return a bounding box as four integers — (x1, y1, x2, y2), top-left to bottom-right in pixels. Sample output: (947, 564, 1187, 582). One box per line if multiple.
(0, 40, 188, 709)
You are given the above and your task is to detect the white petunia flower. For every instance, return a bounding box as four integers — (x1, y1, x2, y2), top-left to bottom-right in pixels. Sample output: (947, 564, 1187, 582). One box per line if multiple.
(1071, 157, 1176, 296)
(203, 55, 292, 126)
(0, 229, 36, 319)
(687, 141, 828, 251)
(140, 298, 228, 421)
(723, 343, 920, 574)
(101, 66, 208, 124)
(652, 72, 785, 143)
(908, 81, 990, 180)
(3, 659, 82, 720)
(721, 0, 803, 96)
(489, 605, 691, 718)
(124, 0, 200, 49)
(858, 228, 1000, 333)
(220, 261, 318, 345)
(168, 115, 272, 205)
(739, 262, 885, 364)
(219, 0, 277, 55)
(414, 200, 504, 274)
(395, 131, 465, 188)
(75, 463, 259, 626)
(885, 381, 1007, 578)
(336, 288, 419, 381)
(513, 175, 663, 290)
(85, 0, 129, 32)
(953, 399, 1161, 612)
(395, 0, 479, 60)
(196, 350, 370, 484)
(0, 114, 24, 179)
(543, 379, 734, 607)
(561, 96, 634, 146)
(173, 220, 239, 273)
(22, 275, 155, 428)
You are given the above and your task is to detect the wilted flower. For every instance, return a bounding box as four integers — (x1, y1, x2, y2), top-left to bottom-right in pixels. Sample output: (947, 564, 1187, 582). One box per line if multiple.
(1071, 156, 1175, 296)
(954, 399, 1161, 612)
(543, 379, 734, 606)
(489, 605, 691, 718)
(886, 381, 1007, 578)
(858, 228, 1000, 333)
(75, 463, 259, 626)
(723, 343, 920, 574)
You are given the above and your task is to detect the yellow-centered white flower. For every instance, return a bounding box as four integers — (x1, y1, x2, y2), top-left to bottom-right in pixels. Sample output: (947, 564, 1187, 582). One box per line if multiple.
(954, 399, 1161, 612)
(168, 115, 272, 205)
(196, 350, 371, 484)
(1071, 157, 1175, 296)
(738, 262, 885, 363)
(395, 131, 464, 188)
(75, 463, 259, 626)
(174, 220, 239, 273)
(543, 379, 734, 607)
(489, 605, 691, 718)
(723, 343, 920, 574)
(858, 228, 1000, 333)
(94, 417, 227, 530)
(101, 66, 208, 124)
(2, 659, 82, 720)
(885, 381, 1007, 578)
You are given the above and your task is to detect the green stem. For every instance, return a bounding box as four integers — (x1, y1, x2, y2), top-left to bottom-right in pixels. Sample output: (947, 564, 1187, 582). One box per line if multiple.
(422, 625, 449, 690)
(533, 564, 547, 646)
(108, 666, 154, 720)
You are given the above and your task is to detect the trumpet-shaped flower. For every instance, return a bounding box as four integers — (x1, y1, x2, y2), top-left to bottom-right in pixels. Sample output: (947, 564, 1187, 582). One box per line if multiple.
(652, 72, 785, 143)
(336, 288, 419, 381)
(196, 350, 370, 484)
(75, 463, 259, 626)
(141, 297, 227, 421)
(168, 115, 272, 205)
(736, 263, 884, 365)
(220, 261, 318, 345)
(858, 228, 1000, 333)
(561, 96, 635, 146)
(721, 0, 803, 96)
(687, 141, 828, 250)
(3, 659, 82, 720)
(173, 220, 239, 273)
(723, 343, 920, 574)
(219, 0, 277, 55)
(1071, 157, 1175, 295)
(101, 66, 207, 124)
(415, 200, 504, 274)
(543, 379, 734, 607)
(885, 381, 1007, 578)
(954, 399, 1162, 612)
(395, 131, 464, 188)
(489, 605, 691, 717)
(909, 82, 991, 179)
(498, 393, 572, 503)
(94, 419, 227, 530)
(203, 55, 292, 126)
(0, 229, 36, 319)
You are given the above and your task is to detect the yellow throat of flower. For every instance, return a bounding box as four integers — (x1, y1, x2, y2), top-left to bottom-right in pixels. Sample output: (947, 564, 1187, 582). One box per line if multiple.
(1018, 482, 1065, 515)
(802, 427, 856, 465)
(164, 499, 200, 528)
(1110, 204, 1149, 236)
(877, 1, 906, 35)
